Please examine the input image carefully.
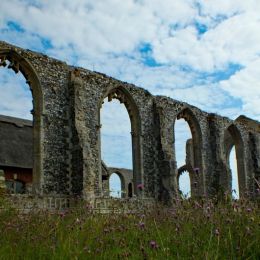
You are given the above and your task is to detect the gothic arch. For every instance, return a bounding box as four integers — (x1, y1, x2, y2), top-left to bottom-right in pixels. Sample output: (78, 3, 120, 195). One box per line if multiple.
(177, 165, 192, 197)
(174, 107, 205, 195)
(224, 124, 246, 197)
(0, 49, 43, 192)
(98, 85, 143, 196)
(108, 171, 125, 198)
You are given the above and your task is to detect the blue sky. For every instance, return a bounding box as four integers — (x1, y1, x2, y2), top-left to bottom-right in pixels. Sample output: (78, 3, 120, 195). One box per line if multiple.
(0, 0, 259, 196)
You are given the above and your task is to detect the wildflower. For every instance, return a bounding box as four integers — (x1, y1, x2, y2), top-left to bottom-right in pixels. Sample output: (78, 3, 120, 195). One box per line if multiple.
(83, 245, 90, 253)
(59, 211, 66, 218)
(137, 184, 144, 190)
(214, 228, 220, 236)
(193, 167, 200, 173)
(103, 228, 109, 234)
(226, 218, 231, 224)
(95, 248, 101, 254)
(194, 201, 202, 208)
(85, 203, 93, 210)
(139, 222, 145, 229)
(121, 252, 131, 257)
(149, 240, 159, 249)
(245, 226, 251, 235)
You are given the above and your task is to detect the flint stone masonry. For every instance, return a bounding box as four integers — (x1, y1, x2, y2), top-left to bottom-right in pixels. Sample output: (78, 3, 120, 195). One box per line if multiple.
(108, 167, 133, 198)
(100, 163, 134, 198)
(0, 41, 259, 202)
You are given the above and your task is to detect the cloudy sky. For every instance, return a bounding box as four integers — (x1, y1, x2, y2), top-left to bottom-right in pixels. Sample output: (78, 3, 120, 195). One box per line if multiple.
(1, 0, 259, 196)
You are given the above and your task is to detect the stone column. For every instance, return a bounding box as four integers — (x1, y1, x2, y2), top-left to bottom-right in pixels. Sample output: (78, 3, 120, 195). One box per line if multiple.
(70, 69, 96, 200)
(131, 130, 144, 197)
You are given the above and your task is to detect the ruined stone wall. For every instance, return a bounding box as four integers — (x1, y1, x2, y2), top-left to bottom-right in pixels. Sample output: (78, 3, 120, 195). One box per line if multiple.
(251, 133, 260, 196)
(0, 41, 71, 195)
(0, 41, 259, 202)
(107, 167, 133, 198)
(69, 69, 155, 199)
(34, 56, 70, 195)
(154, 96, 210, 200)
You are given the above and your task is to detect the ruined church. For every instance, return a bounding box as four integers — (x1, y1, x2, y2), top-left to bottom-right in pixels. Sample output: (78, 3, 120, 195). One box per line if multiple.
(0, 41, 259, 203)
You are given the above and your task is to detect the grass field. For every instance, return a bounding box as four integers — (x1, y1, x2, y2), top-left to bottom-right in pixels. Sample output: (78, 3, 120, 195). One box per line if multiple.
(0, 196, 259, 259)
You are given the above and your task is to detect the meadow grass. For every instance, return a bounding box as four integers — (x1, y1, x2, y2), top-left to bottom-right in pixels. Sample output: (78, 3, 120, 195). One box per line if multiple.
(0, 196, 259, 259)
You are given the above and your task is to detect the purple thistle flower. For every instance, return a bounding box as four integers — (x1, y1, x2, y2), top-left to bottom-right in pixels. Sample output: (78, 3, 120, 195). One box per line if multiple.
(246, 208, 252, 213)
(139, 222, 145, 229)
(59, 211, 66, 218)
(149, 240, 158, 249)
(137, 183, 144, 190)
(193, 167, 200, 173)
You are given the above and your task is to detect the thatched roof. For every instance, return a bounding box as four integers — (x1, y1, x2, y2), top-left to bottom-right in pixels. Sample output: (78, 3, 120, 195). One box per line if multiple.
(0, 114, 33, 169)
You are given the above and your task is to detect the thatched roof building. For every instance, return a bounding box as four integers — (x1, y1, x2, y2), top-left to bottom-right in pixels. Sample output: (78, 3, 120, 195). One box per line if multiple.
(0, 114, 33, 169)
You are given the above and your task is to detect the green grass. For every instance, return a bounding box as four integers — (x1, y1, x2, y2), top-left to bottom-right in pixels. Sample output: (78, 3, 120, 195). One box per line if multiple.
(0, 197, 259, 259)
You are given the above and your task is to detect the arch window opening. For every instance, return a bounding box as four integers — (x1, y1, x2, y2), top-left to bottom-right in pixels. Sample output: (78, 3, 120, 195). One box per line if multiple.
(229, 146, 239, 199)
(0, 62, 32, 120)
(109, 173, 122, 198)
(174, 119, 192, 198)
(178, 171, 191, 199)
(224, 125, 245, 199)
(0, 60, 33, 194)
(100, 97, 133, 197)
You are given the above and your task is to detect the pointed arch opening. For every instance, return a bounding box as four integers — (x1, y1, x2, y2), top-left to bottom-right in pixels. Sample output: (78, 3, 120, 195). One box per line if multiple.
(99, 86, 143, 197)
(0, 50, 43, 193)
(174, 108, 204, 197)
(224, 124, 246, 198)
(109, 172, 124, 198)
(229, 147, 239, 198)
(177, 165, 192, 198)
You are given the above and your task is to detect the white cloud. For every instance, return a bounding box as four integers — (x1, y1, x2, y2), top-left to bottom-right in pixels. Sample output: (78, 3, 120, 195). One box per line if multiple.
(220, 58, 260, 120)
(0, 0, 259, 193)
(197, 0, 260, 16)
(0, 68, 32, 119)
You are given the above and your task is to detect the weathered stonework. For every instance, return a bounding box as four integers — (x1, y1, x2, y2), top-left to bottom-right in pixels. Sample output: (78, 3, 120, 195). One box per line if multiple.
(0, 41, 259, 202)
(101, 164, 133, 198)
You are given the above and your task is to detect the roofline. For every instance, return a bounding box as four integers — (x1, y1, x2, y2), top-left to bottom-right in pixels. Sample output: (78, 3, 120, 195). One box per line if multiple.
(0, 163, 32, 169)
(108, 167, 133, 173)
(0, 114, 32, 127)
